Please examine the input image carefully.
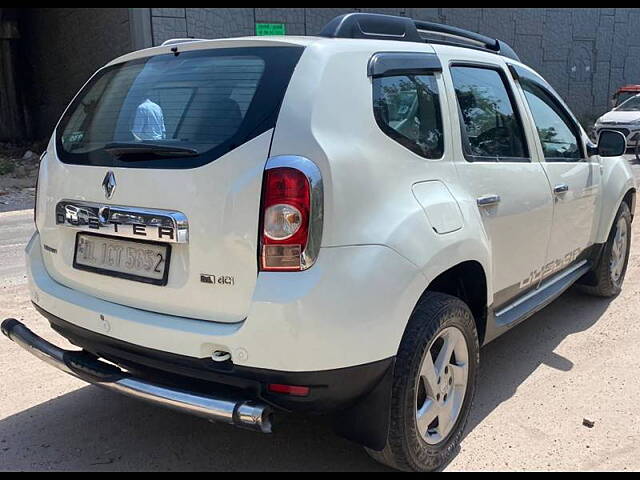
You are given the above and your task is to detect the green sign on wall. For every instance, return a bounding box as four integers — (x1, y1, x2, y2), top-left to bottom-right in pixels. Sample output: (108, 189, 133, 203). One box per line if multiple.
(255, 23, 286, 36)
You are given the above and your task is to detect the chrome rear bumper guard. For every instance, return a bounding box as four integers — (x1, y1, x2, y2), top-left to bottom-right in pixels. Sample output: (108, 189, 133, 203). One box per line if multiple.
(1, 318, 273, 433)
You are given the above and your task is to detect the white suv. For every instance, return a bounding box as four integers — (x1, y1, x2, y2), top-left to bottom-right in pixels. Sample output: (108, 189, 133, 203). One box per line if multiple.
(2, 13, 635, 472)
(595, 93, 640, 149)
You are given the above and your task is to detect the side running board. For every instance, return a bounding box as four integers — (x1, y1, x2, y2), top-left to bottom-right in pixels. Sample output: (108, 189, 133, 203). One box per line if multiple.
(495, 260, 591, 328)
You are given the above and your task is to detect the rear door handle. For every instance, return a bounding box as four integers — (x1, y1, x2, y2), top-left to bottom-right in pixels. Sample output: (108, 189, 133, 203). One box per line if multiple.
(553, 184, 569, 195)
(477, 195, 501, 207)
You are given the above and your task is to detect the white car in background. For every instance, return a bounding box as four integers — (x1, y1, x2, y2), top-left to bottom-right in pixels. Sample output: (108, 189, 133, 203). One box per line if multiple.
(595, 93, 640, 149)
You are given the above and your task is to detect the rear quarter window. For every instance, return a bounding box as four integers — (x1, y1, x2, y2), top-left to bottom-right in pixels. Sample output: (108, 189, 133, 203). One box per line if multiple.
(56, 46, 304, 169)
(373, 74, 444, 159)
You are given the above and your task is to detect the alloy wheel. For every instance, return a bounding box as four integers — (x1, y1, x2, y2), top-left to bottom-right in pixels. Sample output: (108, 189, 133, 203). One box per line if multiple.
(415, 326, 469, 445)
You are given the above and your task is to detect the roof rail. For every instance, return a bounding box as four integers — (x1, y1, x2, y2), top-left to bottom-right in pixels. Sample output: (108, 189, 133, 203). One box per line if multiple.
(161, 38, 208, 47)
(319, 13, 521, 63)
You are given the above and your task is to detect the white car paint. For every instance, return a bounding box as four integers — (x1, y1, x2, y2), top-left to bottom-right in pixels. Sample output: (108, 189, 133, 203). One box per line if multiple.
(37, 131, 272, 323)
(29, 35, 635, 372)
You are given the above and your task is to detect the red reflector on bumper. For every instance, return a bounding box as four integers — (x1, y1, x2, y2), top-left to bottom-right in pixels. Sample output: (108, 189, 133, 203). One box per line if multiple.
(267, 384, 310, 397)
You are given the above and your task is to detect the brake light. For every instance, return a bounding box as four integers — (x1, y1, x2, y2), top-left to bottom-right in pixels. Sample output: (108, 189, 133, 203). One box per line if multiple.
(260, 167, 310, 271)
(267, 384, 310, 397)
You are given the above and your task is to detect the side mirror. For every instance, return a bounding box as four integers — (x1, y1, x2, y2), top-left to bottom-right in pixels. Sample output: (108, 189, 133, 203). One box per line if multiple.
(597, 130, 627, 157)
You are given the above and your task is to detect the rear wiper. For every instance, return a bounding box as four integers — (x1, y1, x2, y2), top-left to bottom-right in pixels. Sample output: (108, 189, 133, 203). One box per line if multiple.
(104, 142, 199, 160)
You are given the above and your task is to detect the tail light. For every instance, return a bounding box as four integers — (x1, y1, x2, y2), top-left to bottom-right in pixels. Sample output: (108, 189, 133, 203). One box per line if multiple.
(259, 157, 323, 272)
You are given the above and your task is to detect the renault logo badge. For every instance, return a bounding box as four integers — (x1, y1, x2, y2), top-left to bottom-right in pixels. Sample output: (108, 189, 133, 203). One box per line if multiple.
(102, 171, 116, 200)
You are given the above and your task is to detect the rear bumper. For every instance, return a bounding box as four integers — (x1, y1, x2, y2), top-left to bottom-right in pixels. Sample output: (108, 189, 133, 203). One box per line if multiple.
(2, 313, 395, 449)
(20, 232, 405, 447)
(28, 304, 394, 414)
(1, 318, 273, 433)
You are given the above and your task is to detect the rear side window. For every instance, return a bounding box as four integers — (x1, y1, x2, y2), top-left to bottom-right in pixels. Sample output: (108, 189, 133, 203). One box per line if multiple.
(56, 47, 304, 169)
(373, 74, 444, 159)
(451, 66, 529, 162)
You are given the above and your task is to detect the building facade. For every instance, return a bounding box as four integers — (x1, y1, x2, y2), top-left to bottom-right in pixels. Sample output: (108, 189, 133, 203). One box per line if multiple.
(4, 8, 640, 141)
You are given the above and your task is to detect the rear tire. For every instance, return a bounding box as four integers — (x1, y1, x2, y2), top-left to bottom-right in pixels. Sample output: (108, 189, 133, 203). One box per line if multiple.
(365, 292, 479, 472)
(581, 201, 632, 297)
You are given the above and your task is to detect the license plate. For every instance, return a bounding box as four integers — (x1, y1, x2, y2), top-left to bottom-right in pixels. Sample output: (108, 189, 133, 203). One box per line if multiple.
(73, 233, 171, 285)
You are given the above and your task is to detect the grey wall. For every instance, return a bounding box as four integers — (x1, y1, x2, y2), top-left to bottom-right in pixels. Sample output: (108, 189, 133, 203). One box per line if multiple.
(149, 7, 640, 125)
(14, 8, 640, 140)
(22, 8, 133, 138)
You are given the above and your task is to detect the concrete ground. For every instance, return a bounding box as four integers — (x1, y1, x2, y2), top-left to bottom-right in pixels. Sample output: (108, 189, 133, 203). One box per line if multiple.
(1, 161, 639, 471)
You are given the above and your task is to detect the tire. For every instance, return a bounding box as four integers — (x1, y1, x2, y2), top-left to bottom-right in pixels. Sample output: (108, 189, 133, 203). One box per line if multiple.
(365, 292, 479, 472)
(581, 201, 632, 297)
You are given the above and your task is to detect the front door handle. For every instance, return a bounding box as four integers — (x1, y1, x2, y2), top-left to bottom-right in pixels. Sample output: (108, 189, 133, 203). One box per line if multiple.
(477, 194, 501, 207)
(553, 184, 569, 195)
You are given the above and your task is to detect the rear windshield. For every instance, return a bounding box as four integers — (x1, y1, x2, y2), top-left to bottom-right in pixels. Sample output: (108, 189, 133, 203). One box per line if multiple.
(56, 46, 304, 169)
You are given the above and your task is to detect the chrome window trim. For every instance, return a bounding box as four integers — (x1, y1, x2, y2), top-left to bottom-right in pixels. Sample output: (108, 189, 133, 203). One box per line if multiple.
(264, 155, 324, 270)
(55, 200, 189, 244)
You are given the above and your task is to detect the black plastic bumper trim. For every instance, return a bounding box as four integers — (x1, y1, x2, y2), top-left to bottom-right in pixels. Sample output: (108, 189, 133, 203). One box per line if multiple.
(33, 303, 395, 415)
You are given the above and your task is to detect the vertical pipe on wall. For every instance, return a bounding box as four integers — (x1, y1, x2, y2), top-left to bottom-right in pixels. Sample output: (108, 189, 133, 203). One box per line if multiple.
(129, 8, 153, 51)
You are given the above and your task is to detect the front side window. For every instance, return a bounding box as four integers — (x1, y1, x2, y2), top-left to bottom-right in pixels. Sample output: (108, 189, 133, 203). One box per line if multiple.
(56, 47, 304, 169)
(373, 74, 444, 159)
(451, 66, 529, 162)
(520, 81, 582, 161)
